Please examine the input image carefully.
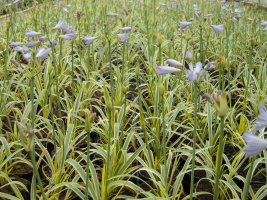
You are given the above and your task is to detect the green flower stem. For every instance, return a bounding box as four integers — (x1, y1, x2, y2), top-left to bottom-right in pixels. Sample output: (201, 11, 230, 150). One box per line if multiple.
(108, 40, 114, 118)
(161, 93, 167, 190)
(136, 74, 153, 166)
(244, 39, 253, 113)
(85, 126, 91, 200)
(242, 157, 254, 200)
(121, 42, 125, 84)
(30, 149, 47, 200)
(49, 76, 57, 155)
(120, 92, 127, 149)
(71, 42, 74, 104)
(4, 27, 9, 82)
(213, 116, 225, 200)
(190, 82, 198, 200)
(105, 109, 112, 200)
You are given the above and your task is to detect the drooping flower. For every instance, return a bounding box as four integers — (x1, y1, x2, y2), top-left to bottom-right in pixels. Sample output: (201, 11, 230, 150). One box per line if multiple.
(58, 34, 74, 40)
(261, 20, 267, 27)
(190, 18, 195, 21)
(120, 25, 131, 32)
(27, 41, 41, 48)
(38, 36, 48, 42)
(262, 27, 267, 32)
(247, 17, 252, 21)
(180, 20, 192, 30)
(44, 39, 57, 46)
(185, 62, 205, 83)
(23, 52, 32, 60)
(245, 24, 251, 28)
(205, 14, 213, 17)
(107, 13, 119, 17)
(84, 35, 97, 46)
(67, 4, 71, 8)
(9, 42, 24, 47)
(204, 61, 216, 70)
(53, 20, 70, 31)
(166, 59, 183, 67)
(252, 104, 267, 131)
(14, 46, 28, 53)
(11, 59, 19, 66)
(36, 47, 52, 59)
(156, 66, 181, 75)
(26, 30, 41, 38)
(211, 24, 224, 34)
(13, 0, 19, 3)
(243, 132, 267, 157)
(63, 7, 68, 12)
(186, 51, 193, 60)
(117, 33, 129, 42)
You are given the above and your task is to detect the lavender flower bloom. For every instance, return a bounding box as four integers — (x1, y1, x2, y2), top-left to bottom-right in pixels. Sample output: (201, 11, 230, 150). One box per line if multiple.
(205, 14, 213, 17)
(11, 59, 19, 66)
(17, 67, 23, 73)
(186, 51, 193, 60)
(235, 9, 244, 15)
(167, 59, 183, 67)
(36, 47, 52, 59)
(204, 61, 216, 70)
(243, 132, 267, 157)
(63, 7, 68, 12)
(252, 104, 267, 131)
(247, 17, 252, 21)
(117, 33, 129, 42)
(44, 40, 57, 46)
(53, 20, 70, 31)
(9, 42, 24, 47)
(23, 52, 32, 60)
(107, 13, 119, 17)
(180, 20, 192, 30)
(84, 35, 97, 46)
(261, 20, 267, 27)
(13, 0, 19, 3)
(186, 62, 204, 83)
(211, 24, 224, 34)
(27, 41, 41, 48)
(123, 8, 130, 13)
(156, 66, 181, 75)
(26, 30, 41, 38)
(262, 27, 267, 32)
(245, 24, 251, 28)
(233, 17, 238, 22)
(38, 36, 48, 42)
(67, 4, 71, 8)
(190, 18, 195, 21)
(14, 46, 26, 53)
(120, 25, 131, 32)
(58, 34, 74, 40)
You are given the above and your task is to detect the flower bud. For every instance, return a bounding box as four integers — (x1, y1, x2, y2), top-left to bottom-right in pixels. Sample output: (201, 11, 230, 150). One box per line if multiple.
(186, 51, 193, 60)
(204, 93, 212, 103)
(156, 33, 162, 45)
(28, 128, 34, 137)
(135, 65, 140, 76)
(11, 59, 19, 66)
(85, 109, 92, 133)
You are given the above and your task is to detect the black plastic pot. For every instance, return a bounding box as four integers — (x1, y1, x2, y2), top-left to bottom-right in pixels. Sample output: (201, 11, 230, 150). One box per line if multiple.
(77, 132, 100, 149)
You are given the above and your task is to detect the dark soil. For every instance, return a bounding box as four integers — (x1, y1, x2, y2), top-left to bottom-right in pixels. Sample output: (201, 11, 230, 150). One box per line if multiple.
(195, 179, 213, 200)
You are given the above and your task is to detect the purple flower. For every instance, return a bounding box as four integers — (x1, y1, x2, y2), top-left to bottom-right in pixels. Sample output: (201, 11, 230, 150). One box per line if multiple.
(204, 61, 216, 70)
(166, 59, 183, 67)
(84, 35, 97, 46)
(27, 41, 41, 48)
(36, 47, 51, 59)
(38, 36, 48, 42)
(120, 25, 131, 32)
(261, 20, 267, 27)
(26, 30, 41, 38)
(156, 66, 181, 75)
(252, 104, 267, 131)
(23, 52, 32, 60)
(53, 20, 70, 31)
(117, 33, 129, 42)
(107, 13, 119, 17)
(185, 62, 205, 83)
(44, 39, 57, 46)
(180, 20, 192, 30)
(211, 24, 224, 34)
(58, 34, 74, 40)
(243, 132, 267, 157)
(9, 42, 24, 47)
